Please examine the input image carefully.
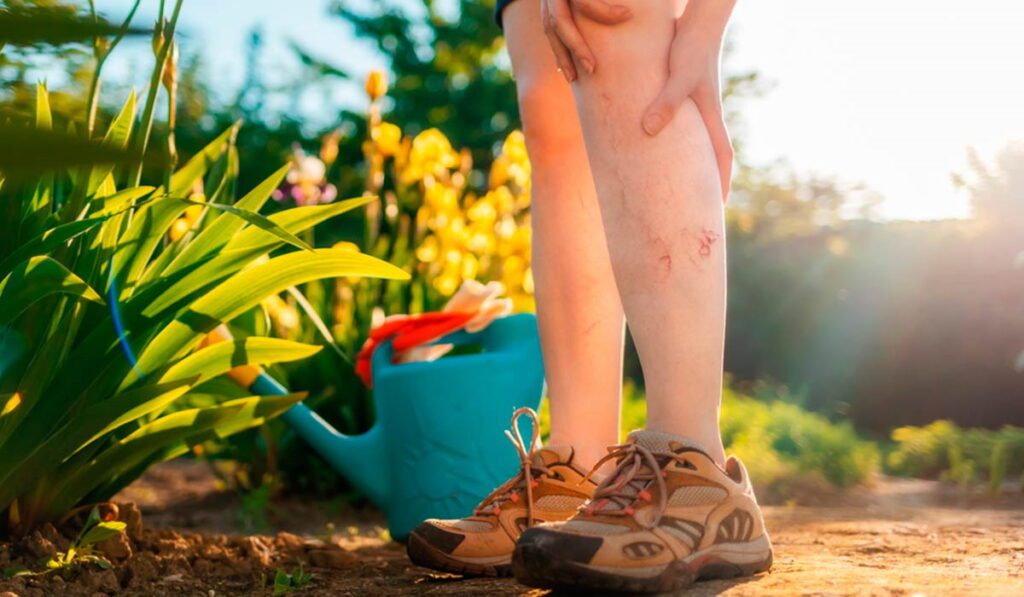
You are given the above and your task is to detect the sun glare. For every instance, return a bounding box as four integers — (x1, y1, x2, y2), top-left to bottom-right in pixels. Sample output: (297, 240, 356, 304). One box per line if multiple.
(732, 0, 1024, 221)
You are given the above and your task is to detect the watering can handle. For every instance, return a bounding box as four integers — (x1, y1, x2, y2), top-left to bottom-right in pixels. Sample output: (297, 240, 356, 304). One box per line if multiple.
(201, 325, 391, 508)
(376, 313, 536, 362)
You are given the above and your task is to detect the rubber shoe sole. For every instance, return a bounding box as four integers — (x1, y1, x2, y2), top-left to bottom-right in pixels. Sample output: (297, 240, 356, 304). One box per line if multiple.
(513, 531, 773, 593)
(406, 529, 513, 578)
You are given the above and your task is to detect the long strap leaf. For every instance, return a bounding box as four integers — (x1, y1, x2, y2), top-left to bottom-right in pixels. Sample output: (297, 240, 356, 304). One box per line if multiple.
(0, 257, 104, 328)
(133, 248, 409, 377)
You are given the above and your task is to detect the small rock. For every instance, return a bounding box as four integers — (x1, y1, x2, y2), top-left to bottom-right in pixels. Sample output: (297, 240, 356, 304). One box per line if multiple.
(229, 558, 254, 576)
(23, 530, 57, 560)
(308, 548, 357, 570)
(79, 567, 119, 594)
(124, 551, 159, 588)
(118, 503, 144, 542)
(155, 533, 190, 556)
(162, 554, 192, 577)
(275, 531, 306, 554)
(240, 536, 272, 567)
(2, 591, 21, 597)
(37, 523, 60, 544)
(198, 543, 229, 561)
(98, 531, 133, 561)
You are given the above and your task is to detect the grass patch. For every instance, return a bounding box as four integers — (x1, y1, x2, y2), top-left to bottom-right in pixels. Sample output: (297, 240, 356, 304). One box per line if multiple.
(887, 420, 1024, 493)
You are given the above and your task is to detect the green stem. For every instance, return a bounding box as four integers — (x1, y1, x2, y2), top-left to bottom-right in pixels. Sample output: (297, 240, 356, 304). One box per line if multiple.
(129, 0, 184, 187)
(85, 0, 143, 137)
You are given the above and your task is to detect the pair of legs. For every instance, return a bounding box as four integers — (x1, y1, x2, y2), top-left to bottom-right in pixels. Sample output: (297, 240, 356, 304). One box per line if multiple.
(504, 0, 728, 467)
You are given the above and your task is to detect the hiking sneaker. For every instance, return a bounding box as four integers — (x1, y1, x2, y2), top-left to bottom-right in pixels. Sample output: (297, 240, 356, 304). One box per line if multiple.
(406, 407, 596, 577)
(513, 430, 773, 593)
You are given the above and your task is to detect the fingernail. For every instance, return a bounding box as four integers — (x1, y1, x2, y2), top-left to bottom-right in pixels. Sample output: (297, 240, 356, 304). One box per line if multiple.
(580, 57, 595, 74)
(643, 113, 664, 135)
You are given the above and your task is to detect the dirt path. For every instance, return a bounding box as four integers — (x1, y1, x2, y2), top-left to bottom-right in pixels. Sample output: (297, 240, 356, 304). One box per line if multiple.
(4, 463, 1022, 596)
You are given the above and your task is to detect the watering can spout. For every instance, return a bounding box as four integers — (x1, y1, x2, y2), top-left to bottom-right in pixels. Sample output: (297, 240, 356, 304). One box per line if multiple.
(251, 373, 391, 508)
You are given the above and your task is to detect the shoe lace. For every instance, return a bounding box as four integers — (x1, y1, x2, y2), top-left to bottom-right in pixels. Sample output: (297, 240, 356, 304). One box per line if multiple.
(473, 407, 550, 527)
(579, 442, 681, 529)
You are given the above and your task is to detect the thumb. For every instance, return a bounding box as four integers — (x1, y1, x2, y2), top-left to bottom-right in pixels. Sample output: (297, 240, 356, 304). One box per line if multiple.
(642, 75, 688, 137)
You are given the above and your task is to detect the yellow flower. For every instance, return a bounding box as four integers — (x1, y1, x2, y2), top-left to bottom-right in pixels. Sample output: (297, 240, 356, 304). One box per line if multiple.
(264, 294, 300, 335)
(434, 272, 460, 296)
(183, 192, 205, 225)
(522, 267, 535, 294)
(502, 130, 528, 163)
(490, 186, 515, 215)
(333, 241, 361, 253)
(467, 199, 497, 225)
(461, 253, 479, 279)
(499, 130, 532, 190)
(406, 129, 460, 182)
(424, 179, 459, 213)
(320, 129, 343, 166)
(416, 235, 440, 263)
(365, 70, 388, 101)
(1, 392, 21, 416)
(489, 155, 510, 189)
(372, 122, 403, 157)
(169, 218, 190, 242)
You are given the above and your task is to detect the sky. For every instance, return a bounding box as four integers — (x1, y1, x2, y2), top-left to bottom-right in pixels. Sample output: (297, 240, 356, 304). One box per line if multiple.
(99, 0, 1024, 221)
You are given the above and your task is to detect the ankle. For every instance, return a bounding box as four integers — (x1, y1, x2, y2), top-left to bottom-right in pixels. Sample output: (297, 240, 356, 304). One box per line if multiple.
(644, 424, 727, 467)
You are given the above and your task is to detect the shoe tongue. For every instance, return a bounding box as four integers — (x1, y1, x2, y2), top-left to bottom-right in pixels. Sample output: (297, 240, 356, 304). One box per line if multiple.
(627, 429, 706, 455)
(535, 444, 574, 467)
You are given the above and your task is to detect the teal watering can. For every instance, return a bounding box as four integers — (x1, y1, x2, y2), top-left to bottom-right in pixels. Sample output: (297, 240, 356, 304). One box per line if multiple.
(248, 313, 545, 540)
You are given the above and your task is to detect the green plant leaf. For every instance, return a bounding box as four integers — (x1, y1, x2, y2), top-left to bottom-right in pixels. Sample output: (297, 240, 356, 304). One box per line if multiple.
(165, 122, 240, 197)
(86, 89, 136, 197)
(0, 257, 103, 327)
(134, 248, 408, 376)
(35, 81, 52, 130)
(91, 186, 156, 216)
(49, 394, 305, 514)
(160, 164, 289, 278)
(129, 337, 322, 391)
(112, 197, 191, 293)
(139, 196, 378, 318)
(286, 285, 351, 365)
(196, 199, 312, 253)
(79, 521, 126, 547)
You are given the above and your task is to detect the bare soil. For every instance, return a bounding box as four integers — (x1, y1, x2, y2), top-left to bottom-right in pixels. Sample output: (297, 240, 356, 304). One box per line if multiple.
(1, 461, 1022, 596)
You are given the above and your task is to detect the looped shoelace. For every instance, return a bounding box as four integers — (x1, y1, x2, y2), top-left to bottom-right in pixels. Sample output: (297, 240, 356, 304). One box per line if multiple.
(473, 407, 549, 526)
(579, 442, 681, 529)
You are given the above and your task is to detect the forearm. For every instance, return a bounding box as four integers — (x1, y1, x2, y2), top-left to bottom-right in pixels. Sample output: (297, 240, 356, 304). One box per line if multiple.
(679, 0, 736, 42)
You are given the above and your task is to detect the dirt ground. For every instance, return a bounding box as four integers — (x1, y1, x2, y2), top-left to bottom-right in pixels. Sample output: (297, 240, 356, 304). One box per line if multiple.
(2, 461, 1022, 596)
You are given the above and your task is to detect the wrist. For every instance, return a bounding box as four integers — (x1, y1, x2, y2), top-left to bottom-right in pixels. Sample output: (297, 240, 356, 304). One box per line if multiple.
(678, 0, 735, 44)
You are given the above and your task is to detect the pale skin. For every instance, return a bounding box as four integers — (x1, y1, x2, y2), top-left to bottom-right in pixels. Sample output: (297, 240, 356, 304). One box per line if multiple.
(504, 0, 736, 466)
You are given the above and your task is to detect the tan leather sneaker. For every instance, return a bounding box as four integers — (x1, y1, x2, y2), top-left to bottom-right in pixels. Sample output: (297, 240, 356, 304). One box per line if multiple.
(406, 408, 596, 577)
(513, 429, 773, 593)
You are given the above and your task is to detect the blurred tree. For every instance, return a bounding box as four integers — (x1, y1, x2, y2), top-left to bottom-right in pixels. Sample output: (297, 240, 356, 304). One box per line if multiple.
(0, 0, 93, 123)
(956, 142, 1024, 229)
(331, 0, 516, 166)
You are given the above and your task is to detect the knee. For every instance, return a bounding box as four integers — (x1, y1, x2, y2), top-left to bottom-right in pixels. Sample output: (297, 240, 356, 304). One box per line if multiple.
(514, 71, 582, 162)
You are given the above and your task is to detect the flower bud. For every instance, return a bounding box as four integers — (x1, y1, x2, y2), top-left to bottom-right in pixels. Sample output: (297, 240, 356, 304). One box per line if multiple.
(365, 70, 388, 101)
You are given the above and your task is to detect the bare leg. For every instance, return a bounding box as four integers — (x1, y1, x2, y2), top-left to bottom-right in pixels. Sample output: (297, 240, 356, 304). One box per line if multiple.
(572, 0, 728, 463)
(504, 0, 625, 469)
